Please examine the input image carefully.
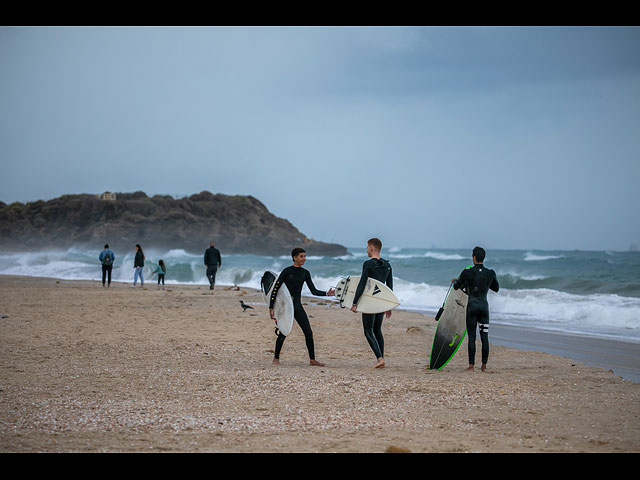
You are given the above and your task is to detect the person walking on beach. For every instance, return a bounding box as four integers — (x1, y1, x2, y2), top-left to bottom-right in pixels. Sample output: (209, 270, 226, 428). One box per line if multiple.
(269, 247, 335, 367)
(350, 238, 394, 369)
(152, 260, 166, 290)
(132, 244, 145, 288)
(204, 241, 222, 290)
(99, 244, 115, 287)
(452, 246, 500, 372)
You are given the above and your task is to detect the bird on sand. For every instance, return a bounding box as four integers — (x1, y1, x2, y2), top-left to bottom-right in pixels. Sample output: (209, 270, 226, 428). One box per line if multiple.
(239, 301, 254, 312)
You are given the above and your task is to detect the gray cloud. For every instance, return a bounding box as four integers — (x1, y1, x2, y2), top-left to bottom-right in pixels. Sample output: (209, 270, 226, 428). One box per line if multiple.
(1, 26, 639, 251)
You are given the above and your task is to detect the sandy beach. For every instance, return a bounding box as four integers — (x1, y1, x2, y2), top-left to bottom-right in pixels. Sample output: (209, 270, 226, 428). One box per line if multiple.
(1, 274, 638, 453)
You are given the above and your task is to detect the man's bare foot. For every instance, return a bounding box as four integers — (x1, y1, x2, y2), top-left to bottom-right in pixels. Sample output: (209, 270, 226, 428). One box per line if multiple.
(374, 358, 386, 369)
(309, 359, 325, 367)
(272, 358, 280, 365)
(464, 365, 474, 372)
(481, 363, 487, 372)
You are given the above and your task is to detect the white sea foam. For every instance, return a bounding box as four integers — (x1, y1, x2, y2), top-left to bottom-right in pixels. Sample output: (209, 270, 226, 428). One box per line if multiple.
(489, 288, 640, 340)
(389, 279, 450, 312)
(164, 248, 199, 258)
(387, 251, 465, 260)
(303, 277, 639, 338)
(423, 252, 465, 261)
(499, 271, 550, 282)
(1, 248, 639, 342)
(303, 275, 640, 341)
(524, 252, 565, 261)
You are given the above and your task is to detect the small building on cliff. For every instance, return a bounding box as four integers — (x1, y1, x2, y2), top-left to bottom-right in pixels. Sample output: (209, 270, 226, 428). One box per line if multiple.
(97, 192, 117, 201)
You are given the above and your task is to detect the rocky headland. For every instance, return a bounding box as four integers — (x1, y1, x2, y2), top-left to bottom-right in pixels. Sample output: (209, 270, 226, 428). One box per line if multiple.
(0, 191, 347, 256)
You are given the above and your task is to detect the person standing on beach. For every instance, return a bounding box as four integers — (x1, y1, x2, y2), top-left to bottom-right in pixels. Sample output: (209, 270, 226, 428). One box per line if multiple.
(350, 238, 394, 369)
(152, 259, 166, 290)
(452, 246, 500, 372)
(99, 244, 115, 288)
(132, 244, 145, 288)
(204, 241, 222, 290)
(269, 247, 335, 367)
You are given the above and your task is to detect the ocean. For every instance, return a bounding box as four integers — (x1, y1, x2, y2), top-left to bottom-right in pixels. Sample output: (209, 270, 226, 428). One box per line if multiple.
(1, 246, 639, 344)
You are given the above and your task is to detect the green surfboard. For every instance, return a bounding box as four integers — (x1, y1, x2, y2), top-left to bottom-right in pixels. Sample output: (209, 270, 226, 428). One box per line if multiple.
(428, 283, 468, 370)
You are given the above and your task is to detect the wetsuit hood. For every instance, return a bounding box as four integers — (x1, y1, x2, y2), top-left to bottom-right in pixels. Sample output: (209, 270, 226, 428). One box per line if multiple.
(371, 257, 390, 267)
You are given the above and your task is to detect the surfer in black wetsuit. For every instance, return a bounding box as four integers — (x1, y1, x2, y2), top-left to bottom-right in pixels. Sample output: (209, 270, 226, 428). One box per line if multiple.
(452, 246, 500, 372)
(269, 247, 335, 367)
(350, 238, 393, 369)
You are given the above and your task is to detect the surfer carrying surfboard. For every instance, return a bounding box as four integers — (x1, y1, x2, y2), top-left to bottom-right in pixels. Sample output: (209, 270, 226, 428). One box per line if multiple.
(350, 238, 393, 369)
(269, 248, 335, 367)
(451, 246, 499, 372)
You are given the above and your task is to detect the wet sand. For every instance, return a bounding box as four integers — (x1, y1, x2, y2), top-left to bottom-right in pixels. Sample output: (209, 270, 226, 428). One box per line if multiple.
(1, 274, 638, 452)
(490, 324, 640, 384)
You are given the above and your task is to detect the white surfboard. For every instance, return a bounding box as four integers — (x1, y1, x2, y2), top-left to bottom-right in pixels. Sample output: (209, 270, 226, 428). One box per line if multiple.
(334, 275, 400, 314)
(261, 270, 294, 336)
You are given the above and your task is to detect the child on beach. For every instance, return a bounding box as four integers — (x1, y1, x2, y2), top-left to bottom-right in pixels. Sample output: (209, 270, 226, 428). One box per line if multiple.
(152, 260, 167, 290)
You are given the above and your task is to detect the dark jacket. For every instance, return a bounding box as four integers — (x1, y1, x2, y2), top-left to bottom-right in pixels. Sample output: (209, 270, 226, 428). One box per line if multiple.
(204, 246, 222, 267)
(134, 250, 144, 268)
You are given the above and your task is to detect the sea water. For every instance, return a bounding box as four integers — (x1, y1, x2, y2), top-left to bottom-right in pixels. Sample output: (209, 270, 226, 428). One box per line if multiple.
(1, 246, 639, 344)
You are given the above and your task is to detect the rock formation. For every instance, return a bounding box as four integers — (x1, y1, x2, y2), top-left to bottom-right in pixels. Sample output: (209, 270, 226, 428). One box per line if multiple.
(0, 191, 347, 256)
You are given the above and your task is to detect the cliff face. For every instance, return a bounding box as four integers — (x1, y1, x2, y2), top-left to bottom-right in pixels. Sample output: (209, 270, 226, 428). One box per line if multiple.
(0, 191, 347, 256)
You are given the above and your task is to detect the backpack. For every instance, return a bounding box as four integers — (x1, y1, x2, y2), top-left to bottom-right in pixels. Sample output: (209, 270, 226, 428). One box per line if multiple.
(103, 251, 113, 266)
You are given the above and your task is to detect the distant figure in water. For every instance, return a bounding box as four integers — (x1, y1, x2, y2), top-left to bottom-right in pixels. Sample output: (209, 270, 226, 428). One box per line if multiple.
(99, 244, 115, 287)
(204, 241, 222, 290)
(132, 244, 145, 288)
(451, 246, 499, 372)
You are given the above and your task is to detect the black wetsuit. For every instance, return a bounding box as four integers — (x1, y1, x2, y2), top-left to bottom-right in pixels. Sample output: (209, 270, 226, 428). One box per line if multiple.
(269, 265, 328, 360)
(352, 258, 393, 360)
(453, 264, 499, 365)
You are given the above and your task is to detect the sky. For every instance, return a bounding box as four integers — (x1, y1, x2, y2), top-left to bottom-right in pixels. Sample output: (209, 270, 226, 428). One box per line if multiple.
(1, 26, 639, 252)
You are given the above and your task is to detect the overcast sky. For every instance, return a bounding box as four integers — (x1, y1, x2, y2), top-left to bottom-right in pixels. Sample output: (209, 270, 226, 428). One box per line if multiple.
(1, 26, 639, 251)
